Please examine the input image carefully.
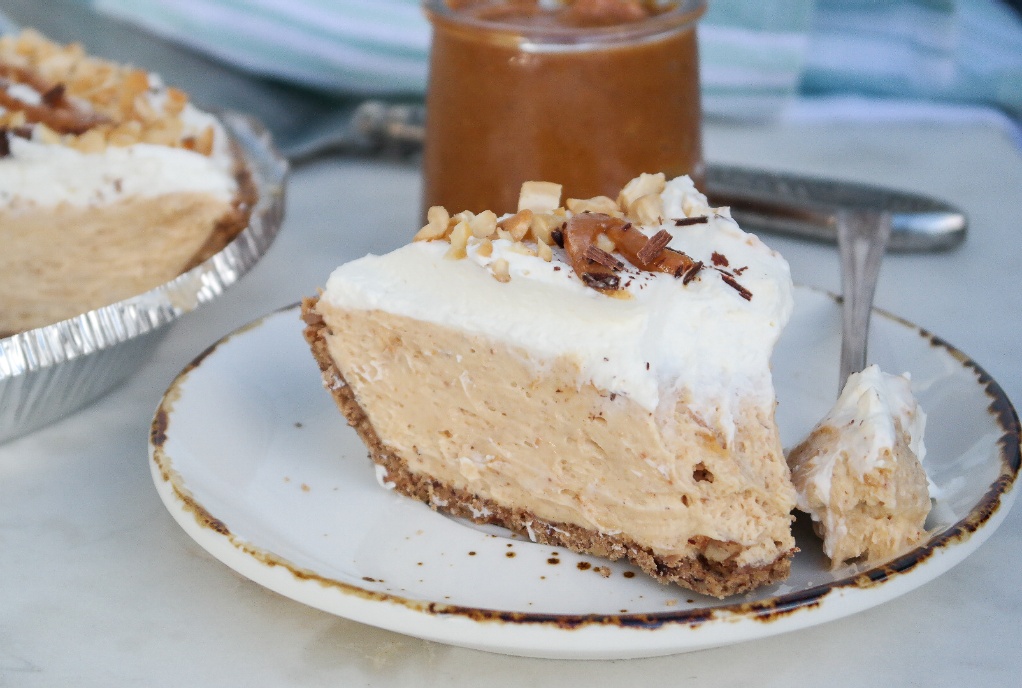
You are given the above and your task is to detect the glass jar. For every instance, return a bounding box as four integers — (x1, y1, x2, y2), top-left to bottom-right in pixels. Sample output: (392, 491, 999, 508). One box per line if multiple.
(422, 0, 706, 217)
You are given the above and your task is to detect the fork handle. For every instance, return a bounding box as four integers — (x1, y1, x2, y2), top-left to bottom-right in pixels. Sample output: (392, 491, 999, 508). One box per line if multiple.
(838, 209, 892, 389)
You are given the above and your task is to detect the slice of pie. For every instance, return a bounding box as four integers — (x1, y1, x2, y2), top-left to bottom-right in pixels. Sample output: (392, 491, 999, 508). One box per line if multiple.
(303, 174, 797, 598)
(0, 29, 255, 335)
(787, 365, 931, 568)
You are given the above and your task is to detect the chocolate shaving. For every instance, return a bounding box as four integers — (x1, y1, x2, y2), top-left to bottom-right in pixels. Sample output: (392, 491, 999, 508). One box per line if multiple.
(550, 229, 564, 248)
(581, 272, 620, 290)
(710, 251, 728, 267)
(637, 229, 672, 265)
(41, 83, 65, 107)
(0, 130, 9, 158)
(721, 273, 753, 300)
(674, 216, 708, 227)
(584, 244, 624, 271)
(680, 261, 703, 284)
(734, 266, 748, 275)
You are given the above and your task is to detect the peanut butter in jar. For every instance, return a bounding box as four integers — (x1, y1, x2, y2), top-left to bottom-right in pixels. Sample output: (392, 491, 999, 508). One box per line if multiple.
(422, 0, 706, 217)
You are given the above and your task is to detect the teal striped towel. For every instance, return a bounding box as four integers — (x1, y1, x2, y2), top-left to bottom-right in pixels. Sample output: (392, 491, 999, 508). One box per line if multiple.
(89, 0, 1022, 118)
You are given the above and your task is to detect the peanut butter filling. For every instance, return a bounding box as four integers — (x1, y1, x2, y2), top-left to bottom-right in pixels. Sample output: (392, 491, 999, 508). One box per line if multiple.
(315, 300, 796, 570)
(0, 192, 228, 334)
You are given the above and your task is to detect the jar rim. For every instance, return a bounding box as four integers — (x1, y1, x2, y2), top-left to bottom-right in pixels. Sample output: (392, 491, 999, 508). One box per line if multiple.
(424, 1, 706, 44)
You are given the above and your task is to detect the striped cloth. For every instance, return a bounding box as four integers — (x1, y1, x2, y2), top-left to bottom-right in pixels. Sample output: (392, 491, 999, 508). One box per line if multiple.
(803, 0, 1022, 117)
(94, 0, 430, 95)
(88, 0, 1022, 118)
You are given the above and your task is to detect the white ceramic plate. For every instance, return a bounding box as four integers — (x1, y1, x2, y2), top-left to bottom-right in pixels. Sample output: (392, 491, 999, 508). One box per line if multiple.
(149, 287, 1019, 659)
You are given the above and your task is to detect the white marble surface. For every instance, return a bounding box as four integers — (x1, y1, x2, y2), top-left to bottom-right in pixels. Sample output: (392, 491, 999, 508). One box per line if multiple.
(1, 118, 1020, 686)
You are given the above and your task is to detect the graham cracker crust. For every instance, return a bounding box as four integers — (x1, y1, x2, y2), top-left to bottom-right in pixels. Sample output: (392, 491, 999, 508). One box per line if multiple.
(183, 146, 258, 271)
(302, 296, 792, 599)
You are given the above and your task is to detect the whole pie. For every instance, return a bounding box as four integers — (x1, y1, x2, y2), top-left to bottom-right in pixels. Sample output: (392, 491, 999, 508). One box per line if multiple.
(0, 30, 255, 336)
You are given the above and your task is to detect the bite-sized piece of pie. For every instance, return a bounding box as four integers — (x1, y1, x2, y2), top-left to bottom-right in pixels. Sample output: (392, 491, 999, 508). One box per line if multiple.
(787, 365, 931, 568)
(0, 29, 255, 335)
(303, 173, 797, 598)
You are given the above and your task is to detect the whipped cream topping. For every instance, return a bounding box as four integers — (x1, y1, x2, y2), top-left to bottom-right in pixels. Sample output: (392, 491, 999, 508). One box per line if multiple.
(796, 364, 928, 511)
(0, 94, 237, 208)
(323, 177, 793, 439)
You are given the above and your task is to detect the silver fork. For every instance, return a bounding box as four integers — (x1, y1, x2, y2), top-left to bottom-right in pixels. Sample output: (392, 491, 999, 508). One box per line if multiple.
(837, 209, 893, 389)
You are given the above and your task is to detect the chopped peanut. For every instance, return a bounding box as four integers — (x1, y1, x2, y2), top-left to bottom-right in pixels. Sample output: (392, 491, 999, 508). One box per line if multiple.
(410, 224, 435, 241)
(537, 241, 553, 262)
(71, 127, 106, 153)
(508, 241, 538, 257)
(683, 195, 709, 217)
(530, 213, 562, 246)
(566, 196, 620, 216)
(132, 93, 157, 123)
(445, 221, 471, 259)
(617, 172, 666, 213)
(107, 120, 143, 147)
(35, 123, 59, 144)
(164, 88, 187, 116)
(630, 193, 664, 226)
(498, 209, 533, 241)
(469, 210, 498, 238)
(491, 258, 511, 282)
(595, 233, 616, 254)
(193, 125, 215, 156)
(0, 31, 224, 155)
(518, 181, 562, 214)
(476, 238, 493, 258)
(7, 110, 27, 127)
(414, 205, 450, 242)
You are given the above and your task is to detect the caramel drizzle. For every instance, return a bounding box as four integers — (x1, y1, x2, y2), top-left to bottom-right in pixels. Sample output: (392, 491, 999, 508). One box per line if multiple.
(563, 213, 699, 291)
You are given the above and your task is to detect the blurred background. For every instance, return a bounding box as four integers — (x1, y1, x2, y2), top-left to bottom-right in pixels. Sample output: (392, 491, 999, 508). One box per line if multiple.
(1, 0, 1020, 154)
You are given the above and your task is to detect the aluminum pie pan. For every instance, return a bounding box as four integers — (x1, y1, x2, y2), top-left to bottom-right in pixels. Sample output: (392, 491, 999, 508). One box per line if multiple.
(0, 111, 288, 444)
